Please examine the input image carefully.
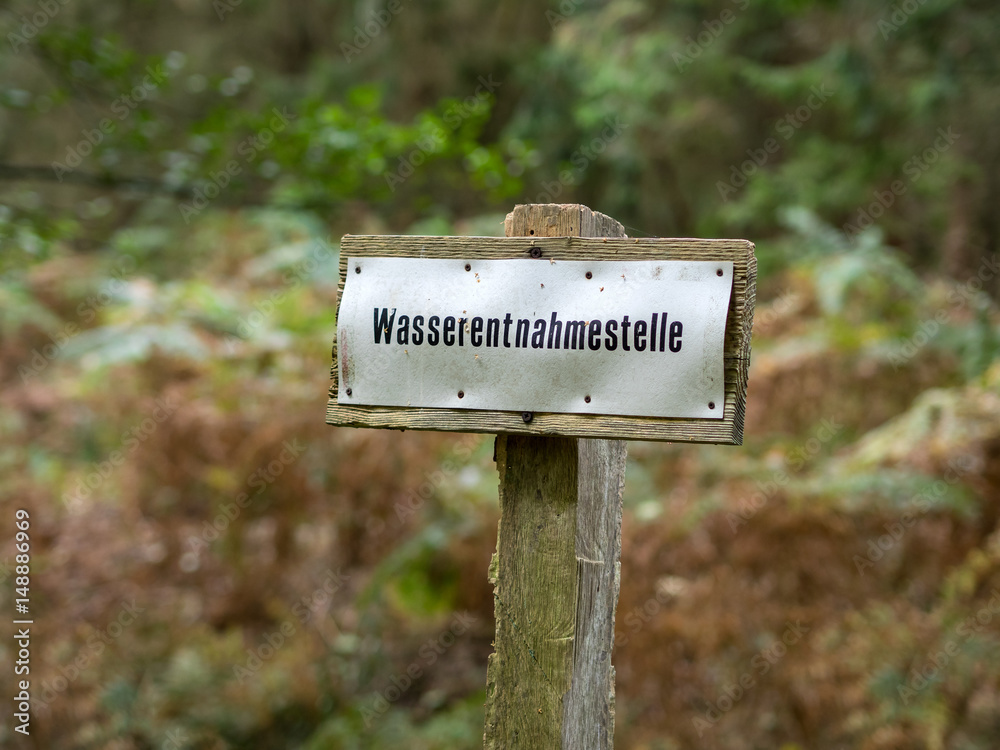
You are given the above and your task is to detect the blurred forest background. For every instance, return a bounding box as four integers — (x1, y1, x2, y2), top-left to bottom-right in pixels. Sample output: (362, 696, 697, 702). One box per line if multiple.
(1, 0, 1000, 748)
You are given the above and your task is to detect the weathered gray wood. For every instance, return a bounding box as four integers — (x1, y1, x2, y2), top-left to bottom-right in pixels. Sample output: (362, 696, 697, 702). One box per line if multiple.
(327, 232, 756, 444)
(485, 435, 581, 748)
(504, 202, 626, 238)
(483, 204, 628, 750)
(563, 438, 626, 748)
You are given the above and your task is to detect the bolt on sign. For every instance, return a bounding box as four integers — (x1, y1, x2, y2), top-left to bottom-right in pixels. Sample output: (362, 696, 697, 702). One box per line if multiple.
(328, 234, 755, 444)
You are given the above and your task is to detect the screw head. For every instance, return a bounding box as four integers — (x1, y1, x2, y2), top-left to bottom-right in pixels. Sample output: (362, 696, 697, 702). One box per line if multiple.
(521, 411, 533, 423)
(708, 401, 715, 409)
(529, 247, 542, 259)
(585, 271, 593, 279)
(355, 266, 361, 274)
(457, 390, 465, 399)
(716, 268, 723, 277)
(584, 395, 591, 403)
(465, 263, 471, 271)
(345, 388, 352, 396)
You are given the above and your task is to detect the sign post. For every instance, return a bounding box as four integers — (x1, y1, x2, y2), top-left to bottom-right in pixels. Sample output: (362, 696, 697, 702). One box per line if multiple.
(327, 204, 756, 748)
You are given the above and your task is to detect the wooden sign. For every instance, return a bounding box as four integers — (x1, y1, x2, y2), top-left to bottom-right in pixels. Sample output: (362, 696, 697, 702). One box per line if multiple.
(328, 235, 755, 444)
(325, 205, 756, 749)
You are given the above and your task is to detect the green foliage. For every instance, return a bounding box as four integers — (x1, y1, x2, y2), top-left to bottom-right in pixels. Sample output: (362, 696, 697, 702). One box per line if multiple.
(304, 692, 484, 750)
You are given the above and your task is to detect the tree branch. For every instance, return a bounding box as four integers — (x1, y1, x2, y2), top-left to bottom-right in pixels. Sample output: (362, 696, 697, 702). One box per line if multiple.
(0, 163, 345, 213)
(0, 163, 195, 198)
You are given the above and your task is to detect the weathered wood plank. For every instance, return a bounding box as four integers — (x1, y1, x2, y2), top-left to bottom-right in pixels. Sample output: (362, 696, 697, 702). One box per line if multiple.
(563, 438, 627, 748)
(327, 233, 756, 445)
(504, 202, 625, 238)
(484, 204, 627, 750)
(325, 391, 741, 444)
(485, 435, 580, 748)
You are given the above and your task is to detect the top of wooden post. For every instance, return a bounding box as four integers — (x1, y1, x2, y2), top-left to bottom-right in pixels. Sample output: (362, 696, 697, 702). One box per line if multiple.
(504, 204, 626, 239)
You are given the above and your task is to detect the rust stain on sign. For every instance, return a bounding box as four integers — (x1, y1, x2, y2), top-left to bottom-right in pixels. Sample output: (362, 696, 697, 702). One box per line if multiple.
(339, 332, 351, 393)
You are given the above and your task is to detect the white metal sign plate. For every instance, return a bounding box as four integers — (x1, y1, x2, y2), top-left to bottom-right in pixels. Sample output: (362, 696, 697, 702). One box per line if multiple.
(336, 257, 733, 419)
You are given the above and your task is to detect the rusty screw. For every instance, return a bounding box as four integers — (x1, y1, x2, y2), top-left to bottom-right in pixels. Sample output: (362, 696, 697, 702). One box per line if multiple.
(529, 247, 542, 259)
(521, 411, 533, 423)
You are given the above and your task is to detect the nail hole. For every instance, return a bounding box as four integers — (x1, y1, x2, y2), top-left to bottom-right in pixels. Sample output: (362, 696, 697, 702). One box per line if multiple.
(529, 229, 534, 235)
(522, 411, 533, 423)
(716, 269, 723, 276)
(346, 388, 352, 396)
(354, 266, 361, 274)
(708, 401, 715, 409)
(584, 395, 591, 403)
(457, 390, 465, 399)
(585, 271, 593, 280)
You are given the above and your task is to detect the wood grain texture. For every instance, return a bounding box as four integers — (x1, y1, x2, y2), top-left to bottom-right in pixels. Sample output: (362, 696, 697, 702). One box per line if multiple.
(504, 202, 626, 238)
(562, 437, 627, 749)
(327, 230, 756, 445)
(483, 204, 627, 750)
(485, 435, 580, 748)
(484, 435, 628, 750)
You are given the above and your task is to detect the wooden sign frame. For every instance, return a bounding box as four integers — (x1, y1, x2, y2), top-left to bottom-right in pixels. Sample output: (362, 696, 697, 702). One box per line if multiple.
(327, 235, 755, 444)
